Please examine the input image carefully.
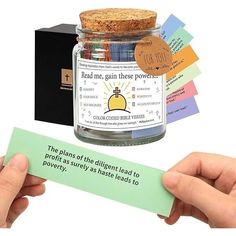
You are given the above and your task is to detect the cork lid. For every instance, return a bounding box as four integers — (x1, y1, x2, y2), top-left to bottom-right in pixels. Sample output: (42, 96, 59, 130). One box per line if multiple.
(80, 8, 157, 32)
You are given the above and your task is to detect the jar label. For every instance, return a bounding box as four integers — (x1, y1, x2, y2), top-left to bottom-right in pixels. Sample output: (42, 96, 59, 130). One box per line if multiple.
(76, 58, 165, 131)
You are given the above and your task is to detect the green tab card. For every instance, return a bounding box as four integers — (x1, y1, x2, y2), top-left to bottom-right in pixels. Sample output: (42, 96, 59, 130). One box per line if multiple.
(4, 128, 174, 217)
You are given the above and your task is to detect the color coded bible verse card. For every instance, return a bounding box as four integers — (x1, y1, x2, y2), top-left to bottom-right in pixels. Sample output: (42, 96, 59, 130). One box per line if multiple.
(4, 128, 174, 217)
(163, 14, 201, 123)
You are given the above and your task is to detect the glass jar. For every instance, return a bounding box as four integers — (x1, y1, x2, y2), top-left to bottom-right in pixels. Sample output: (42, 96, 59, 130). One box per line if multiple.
(73, 25, 166, 145)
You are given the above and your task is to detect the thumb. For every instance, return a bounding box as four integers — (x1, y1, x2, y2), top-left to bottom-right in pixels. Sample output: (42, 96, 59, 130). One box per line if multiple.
(0, 154, 28, 226)
(162, 171, 233, 222)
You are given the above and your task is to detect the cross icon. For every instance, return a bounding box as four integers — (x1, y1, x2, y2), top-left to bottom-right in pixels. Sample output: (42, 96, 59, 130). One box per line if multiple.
(65, 74, 70, 81)
(113, 87, 121, 98)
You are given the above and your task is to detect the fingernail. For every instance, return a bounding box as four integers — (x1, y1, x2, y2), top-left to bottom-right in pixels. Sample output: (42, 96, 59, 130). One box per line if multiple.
(163, 171, 181, 189)
(157, 214, 167, 219)
(8, 154, 28, 172)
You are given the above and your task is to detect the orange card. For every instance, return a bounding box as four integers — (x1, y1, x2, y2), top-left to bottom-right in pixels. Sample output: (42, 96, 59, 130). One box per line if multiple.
(166, 45, 199, 80)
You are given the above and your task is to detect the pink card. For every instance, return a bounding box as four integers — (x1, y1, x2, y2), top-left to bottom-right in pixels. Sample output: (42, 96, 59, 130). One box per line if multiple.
(167, 81, 198, 105)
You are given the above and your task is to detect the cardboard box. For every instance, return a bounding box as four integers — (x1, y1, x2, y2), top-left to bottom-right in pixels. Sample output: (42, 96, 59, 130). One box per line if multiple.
(35, 24, 76, 126)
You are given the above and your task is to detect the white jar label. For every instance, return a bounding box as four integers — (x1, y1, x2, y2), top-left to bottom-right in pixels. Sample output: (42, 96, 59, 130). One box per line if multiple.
(76, 58, 165, 131)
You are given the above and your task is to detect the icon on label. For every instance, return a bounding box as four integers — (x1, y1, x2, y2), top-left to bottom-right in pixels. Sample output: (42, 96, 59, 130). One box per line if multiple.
(61, 69, 73, 88)
(104, 84, 131, 114)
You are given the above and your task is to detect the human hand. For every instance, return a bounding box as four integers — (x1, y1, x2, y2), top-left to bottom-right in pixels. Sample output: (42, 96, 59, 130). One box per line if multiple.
(0, 154, 46, 228)
(161, 152, 236, 228)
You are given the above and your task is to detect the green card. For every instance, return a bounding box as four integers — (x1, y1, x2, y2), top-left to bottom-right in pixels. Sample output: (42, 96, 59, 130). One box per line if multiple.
(4, 128, 174, 217)
(166, 63, 201, 96)
(167, 27, 193, 54)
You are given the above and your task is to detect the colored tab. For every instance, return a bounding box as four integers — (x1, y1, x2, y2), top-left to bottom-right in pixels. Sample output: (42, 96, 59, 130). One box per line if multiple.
(167, 97, 199, 123)
(166, 63, 201, 96)
(161, 14, 185, 41)
(109, 43, 121, 61)
(167, 81, 198, 105)
(166, 45, 199, 80)
(132, 126, 164, 139)
(120, 43, 135, 61)
(167, 27, 193, 54)
(4, 128, 174, 217)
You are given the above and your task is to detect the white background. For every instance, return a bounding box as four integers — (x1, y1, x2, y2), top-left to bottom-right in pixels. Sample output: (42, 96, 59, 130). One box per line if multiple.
(0, 0, 236, 235)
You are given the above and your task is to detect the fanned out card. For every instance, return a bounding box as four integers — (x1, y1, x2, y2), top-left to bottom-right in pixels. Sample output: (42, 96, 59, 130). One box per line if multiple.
(163, 14, 201, 123)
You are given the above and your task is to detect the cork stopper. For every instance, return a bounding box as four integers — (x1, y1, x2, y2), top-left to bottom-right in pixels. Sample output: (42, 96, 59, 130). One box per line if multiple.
(80, 8, 157, 32)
